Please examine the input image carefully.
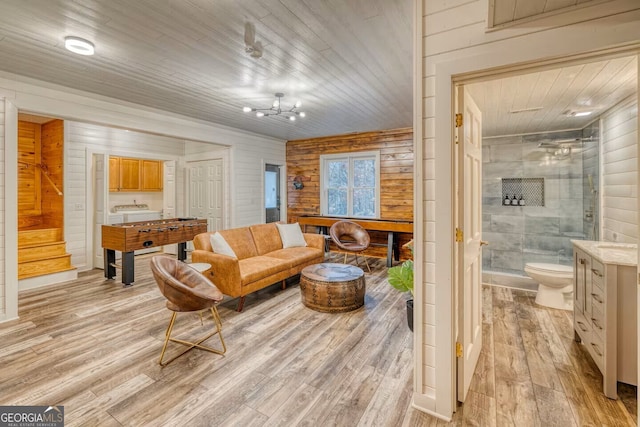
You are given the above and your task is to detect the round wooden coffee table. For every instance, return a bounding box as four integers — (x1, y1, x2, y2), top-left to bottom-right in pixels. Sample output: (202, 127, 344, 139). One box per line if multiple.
(299, 263, 365, 313)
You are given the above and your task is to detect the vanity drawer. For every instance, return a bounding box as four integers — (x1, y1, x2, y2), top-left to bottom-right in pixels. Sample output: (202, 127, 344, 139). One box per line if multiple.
(591, 259, 605, 289)
(590, 283, 605, 313)
(591, 305, 605, 341)
(574, 308, 591, 342)
(589, 332, 605, 372)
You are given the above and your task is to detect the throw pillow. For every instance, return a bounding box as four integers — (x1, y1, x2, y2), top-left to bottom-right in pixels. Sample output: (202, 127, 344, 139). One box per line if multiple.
(210, 232, 237, 258)
(276, 223, 307, 248)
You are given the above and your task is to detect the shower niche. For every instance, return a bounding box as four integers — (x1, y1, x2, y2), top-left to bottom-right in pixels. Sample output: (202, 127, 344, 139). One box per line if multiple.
(501, 177, 544, 207)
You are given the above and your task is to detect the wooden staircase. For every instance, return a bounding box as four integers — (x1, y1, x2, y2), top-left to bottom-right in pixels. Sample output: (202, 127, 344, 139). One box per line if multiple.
(18, 228, 75, 279)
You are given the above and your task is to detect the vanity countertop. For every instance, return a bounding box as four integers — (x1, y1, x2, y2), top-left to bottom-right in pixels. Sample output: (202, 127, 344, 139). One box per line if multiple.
(572, 240, 638, 267)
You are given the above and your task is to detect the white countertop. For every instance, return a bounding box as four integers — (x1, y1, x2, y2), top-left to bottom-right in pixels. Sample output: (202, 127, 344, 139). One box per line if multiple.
(572, 240, 638, 267)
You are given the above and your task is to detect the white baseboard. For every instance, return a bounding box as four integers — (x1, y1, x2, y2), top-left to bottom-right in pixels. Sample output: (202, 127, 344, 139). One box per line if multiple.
(19, 269, 78, 291)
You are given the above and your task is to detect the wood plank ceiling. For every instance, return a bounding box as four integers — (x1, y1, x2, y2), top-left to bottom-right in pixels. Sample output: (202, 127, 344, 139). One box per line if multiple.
(466, 56, 638, 138)
(0, 0, 412, 140)
(0, 1, 636, 141)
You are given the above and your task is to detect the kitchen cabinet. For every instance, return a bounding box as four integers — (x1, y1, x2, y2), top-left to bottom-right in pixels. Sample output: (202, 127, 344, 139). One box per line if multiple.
(141, 159, 163, 191)
(109, 156, 163, 192)
(572, 241, 637, 400)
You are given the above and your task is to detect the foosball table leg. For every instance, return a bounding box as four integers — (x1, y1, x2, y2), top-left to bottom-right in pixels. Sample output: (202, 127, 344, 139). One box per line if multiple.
(178, 242, 187, 261)
(122, 251, 135, 286)
(104, 249, 116, 279)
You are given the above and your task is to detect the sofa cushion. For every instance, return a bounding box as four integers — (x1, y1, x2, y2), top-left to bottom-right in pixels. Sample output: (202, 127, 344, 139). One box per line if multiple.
(276, 223, 307, 248)
(209, 232, 237, 258)
(249, 223, 283, 255)
(218, 228, 258, 260)
(238, 256, 290, 285)
(266, 247, 324, 268)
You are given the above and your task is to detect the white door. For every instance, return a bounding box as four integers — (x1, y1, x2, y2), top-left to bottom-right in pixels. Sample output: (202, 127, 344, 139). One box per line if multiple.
(456, 85, 483, 402)
(189, 159, 223, 232)
(163, 160, 177, 254)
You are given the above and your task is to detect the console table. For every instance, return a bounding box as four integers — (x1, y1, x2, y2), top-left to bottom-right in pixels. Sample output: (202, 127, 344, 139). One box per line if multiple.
(297, 215, 412, 267)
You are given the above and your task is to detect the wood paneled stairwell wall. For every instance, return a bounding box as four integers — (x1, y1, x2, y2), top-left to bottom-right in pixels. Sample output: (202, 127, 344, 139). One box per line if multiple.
(18, 119, 74, 279)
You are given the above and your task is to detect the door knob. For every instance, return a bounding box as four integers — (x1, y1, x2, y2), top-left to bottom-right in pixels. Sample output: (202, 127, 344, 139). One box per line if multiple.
(480, 240, 489, 246)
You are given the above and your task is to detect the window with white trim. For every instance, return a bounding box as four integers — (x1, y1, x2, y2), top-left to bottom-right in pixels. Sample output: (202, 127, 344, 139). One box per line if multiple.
(320, 151, 380, 218)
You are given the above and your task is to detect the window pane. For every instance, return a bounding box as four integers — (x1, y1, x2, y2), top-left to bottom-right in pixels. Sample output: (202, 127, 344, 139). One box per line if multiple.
(264, 171, 277, 208)
(353, 188, 375, 217)
(353, 159, 375, 187)
(328, 189, 347, 216)
(328, 160, 348, 188)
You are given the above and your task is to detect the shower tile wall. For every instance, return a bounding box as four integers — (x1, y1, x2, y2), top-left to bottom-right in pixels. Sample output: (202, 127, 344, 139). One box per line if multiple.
(482, 130, 585, 276)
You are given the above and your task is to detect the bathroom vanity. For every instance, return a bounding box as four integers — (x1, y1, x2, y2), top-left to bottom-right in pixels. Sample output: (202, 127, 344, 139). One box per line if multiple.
(572, 240, 637, 399)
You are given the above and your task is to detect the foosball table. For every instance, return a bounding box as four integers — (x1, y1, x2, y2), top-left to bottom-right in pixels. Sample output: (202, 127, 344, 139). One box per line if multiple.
(102, 217, 207, 286)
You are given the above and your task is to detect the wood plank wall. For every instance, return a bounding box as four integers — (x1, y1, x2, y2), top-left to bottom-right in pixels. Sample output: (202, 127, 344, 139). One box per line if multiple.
(41, 120, 64, 229)
(18, 119, 64, 230)
(18, 121, 41, 218)
(286, 128, 413, 260)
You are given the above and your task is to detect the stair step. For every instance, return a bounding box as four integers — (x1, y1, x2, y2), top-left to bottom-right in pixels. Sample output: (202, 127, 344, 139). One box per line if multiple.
(18, 228, 63, 247)
(18, 254, 73, 279)
(19, 242, 68, 262)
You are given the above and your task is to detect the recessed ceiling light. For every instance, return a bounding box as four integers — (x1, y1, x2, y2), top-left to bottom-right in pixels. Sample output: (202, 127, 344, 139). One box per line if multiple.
(64, 36, 95, 56)
(564, 109, 593, 117)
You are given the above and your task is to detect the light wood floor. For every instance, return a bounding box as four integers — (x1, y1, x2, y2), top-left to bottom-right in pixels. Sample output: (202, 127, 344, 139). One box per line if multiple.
(0, 253, 636, 426)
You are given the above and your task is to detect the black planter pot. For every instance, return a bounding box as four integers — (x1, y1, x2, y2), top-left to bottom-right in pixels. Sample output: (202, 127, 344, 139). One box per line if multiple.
(406, 299, 414, 332)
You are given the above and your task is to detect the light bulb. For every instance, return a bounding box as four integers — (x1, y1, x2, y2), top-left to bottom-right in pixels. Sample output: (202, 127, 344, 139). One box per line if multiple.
(256, 112, 264, 117)
(289, 116, 296, 121)
(299, 112, 306, 118)
(242, 106, 252, 112)
(272, 99, 280, 108)
(295, 100, 302, 108)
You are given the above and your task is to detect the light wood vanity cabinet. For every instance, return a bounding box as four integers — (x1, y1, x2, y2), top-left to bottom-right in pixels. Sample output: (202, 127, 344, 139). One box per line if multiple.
(109, 156, 163, 192)
(573, 242, 637, 400)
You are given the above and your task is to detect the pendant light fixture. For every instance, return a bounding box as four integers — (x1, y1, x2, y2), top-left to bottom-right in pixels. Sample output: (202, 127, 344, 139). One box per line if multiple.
(243, 93, 306, 121)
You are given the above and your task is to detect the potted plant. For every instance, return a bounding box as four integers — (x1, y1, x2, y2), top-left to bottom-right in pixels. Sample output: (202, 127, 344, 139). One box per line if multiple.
(387, 240, 414, 331)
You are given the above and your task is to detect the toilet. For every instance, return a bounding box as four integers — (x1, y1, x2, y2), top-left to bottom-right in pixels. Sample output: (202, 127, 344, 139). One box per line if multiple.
(524, 263, 574, 310)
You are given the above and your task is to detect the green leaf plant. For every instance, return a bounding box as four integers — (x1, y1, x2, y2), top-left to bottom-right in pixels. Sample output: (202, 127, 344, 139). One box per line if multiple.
(387, 239, 414, 296)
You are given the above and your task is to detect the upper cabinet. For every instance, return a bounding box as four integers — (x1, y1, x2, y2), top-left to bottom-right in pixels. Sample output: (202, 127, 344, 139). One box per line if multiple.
(141, 159, 163, 191)
(109, 156, 163, 192)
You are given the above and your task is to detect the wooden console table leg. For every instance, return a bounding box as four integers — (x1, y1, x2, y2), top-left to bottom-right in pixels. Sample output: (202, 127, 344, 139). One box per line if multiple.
(122, 251, 135, 286)
(393, 232, 401, 262)
(104, 249, 116, 279)
(386, 232, 394, 267)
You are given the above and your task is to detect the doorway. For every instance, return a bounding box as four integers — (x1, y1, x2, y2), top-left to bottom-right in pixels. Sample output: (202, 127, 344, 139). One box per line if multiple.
(454, 53, 638, 404)
(265, 164, 281, 223)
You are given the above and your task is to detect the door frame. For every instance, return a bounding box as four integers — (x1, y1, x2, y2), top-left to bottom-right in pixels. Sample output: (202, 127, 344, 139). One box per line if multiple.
(431, 46, 640, 416)
(261, 160, 286, 224)
(264, 163, 282, 223)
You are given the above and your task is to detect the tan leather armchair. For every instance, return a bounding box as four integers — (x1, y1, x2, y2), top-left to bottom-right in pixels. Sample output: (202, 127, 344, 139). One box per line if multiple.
(151, 256, 227, 366)
(329, 220, 371, 272)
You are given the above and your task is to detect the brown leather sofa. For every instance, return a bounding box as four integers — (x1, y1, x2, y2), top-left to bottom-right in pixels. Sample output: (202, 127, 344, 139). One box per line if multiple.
(192, 223, 325, 311)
